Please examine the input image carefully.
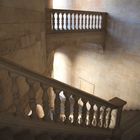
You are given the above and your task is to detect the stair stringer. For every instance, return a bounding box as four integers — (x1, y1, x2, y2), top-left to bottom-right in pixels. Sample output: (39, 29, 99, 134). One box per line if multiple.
(0, 114, 113, 139)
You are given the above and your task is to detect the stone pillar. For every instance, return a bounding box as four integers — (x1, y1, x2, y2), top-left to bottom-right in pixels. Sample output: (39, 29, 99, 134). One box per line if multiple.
(45, 0, 54, 78)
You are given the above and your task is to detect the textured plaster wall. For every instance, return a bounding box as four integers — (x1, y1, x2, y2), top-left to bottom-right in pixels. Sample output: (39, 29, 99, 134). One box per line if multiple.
(53, 0, 140, 109)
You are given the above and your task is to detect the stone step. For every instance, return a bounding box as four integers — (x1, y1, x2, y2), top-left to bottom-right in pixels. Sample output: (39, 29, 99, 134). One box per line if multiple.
(0, 127, 13, 140)
(0, 128, 109, 140)
(36, 133, 52, 140)
(14, 130, 35, 140)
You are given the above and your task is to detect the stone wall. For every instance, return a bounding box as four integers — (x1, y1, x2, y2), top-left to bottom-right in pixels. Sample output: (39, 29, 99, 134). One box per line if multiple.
(0, 0, 139, 111)
(0, 0, 48, 112)
(0, 0, 47, 74)
(53, 0, 140, 110)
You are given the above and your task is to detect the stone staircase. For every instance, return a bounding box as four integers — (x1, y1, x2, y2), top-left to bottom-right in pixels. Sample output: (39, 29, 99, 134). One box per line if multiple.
(0, 57, 126, 140)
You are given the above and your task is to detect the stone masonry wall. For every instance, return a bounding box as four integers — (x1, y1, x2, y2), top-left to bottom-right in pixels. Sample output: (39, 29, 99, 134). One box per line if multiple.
(0, 0, 47, 74)
(0, 0, 48, 113)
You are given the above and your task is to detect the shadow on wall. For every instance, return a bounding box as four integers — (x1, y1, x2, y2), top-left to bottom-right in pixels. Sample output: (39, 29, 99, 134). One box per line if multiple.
(107, 15, 140, 56)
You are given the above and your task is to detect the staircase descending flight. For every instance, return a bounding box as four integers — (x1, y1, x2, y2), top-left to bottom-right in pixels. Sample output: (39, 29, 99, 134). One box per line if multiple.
(0, 57, 126, 140)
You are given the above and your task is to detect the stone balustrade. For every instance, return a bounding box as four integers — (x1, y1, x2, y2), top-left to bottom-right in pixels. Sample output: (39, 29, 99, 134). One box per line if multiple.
(46, 9, 107, 33)
(0, 57, 126, 134)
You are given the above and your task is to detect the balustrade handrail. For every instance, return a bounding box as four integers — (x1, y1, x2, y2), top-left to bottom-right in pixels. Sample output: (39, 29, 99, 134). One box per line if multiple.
(46, 8, 108, 33)
(47, 8, 107, 14)
(0, 57, 115, 108)
(0, 57, 126, 132)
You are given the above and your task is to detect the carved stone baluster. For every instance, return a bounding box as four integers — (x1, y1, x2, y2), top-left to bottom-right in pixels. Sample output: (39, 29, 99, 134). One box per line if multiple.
(86, 14, 89, 29)
(98, 15, 101, 29)
(102, 107, 107, 128)
(92, 104, 101, 127)
(57, 12, 60, 31)
(62, 12, 64, 30)
(66, 13, 69, 30)
(73, 95, 79, 125)
(85, 14, 87, 30)
(64, 92, 71, 124)
(96, 105, 101, 127)
(97, 14, 99, 29)
(41, 84, 51, 121)
(72, 13, 74, 30)
(88, 102, 94, 127)
(26, 79, 37, 119)
(98, 106, 105, 127)
(88, 14, 90, 29)
(90, 15, 93, 29)
(73, 13, 75, 30)
(107, 108, 112, 128)
(53, 88, 61, 122)
(60, 13, 62, 30)
(93, 15, 95, 29)
(50, 13, 53, 30)
(81, 99, 87, 127)
(78, 13, 80, 30)
(96, 15, 99, 29)
(95, 15, 97, 29)
(83, 13, 86, 30)
(54, 12, 57, 30)
(74, 14, 77, 30)
(53, 12, 55, 30)
(104, 108, 112, 128)
(99, 15, 102, 29)
(70, 13, 73, 30)
(104, 108, 109, 128)
(81, 13, 83, 30)
(85, 102, 90, 126)
(64, 13, 67, 30)
(68, 95, 74, 124)
(86, 14, 89, 30)
(9, 72, 22, 116)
